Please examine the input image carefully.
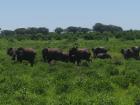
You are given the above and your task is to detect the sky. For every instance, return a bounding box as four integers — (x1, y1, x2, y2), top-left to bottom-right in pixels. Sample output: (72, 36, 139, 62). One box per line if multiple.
(0, 0, 140, 31)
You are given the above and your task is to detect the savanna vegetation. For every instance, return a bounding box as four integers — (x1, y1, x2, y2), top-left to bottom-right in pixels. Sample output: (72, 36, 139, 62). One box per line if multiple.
(0, 23, 140, 105)
(1, 23, 140, 41)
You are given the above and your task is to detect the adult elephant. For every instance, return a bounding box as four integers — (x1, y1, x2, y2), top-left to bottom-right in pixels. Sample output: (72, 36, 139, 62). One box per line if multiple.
(61, 52, 70, 62)
(16, 47, 36, 66)
(131, 46, 140, 59)
(92, 47, 108, 58)
(69, 47, 91, 65)
(121, 49, 134, 59)
(42, 48, 62, 63)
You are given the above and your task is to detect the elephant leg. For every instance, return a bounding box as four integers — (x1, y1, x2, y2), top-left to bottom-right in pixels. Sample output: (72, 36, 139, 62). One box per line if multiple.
(30, 59, 34, 67)
(31, 62, 34, 67)
(43, 55, 47, 62)
(71, 60, 75, 64)
(48, 59, 52, 64)
(12, 55, 16, 61)
(19, 59, 22, 63)
(77, 59, 81, 66)
(87, 57, 92, 63)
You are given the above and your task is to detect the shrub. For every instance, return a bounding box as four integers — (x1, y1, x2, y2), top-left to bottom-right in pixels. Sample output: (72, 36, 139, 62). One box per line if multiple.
(67, 36, 78, 41)
(111, 58, 123, 65)
(83, 34, 94, 40)
(121, 34, 135, 40)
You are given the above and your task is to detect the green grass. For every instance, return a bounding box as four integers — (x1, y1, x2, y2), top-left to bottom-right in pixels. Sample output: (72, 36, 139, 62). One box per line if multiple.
(0, 38, 140, 105)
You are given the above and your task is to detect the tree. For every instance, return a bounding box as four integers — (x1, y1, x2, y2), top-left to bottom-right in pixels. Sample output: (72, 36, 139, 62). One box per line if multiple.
(93, 23, 123, 33)
(15, 27, 49, 35)
(55, 27, 63, 34)
(1, 30, 15, 36)
(93, 23, 105, 33)
(65, 26, 79, 33)
(38, 27, 49, 35)
(0, 28, 1, 35)
(79, 28, 90, 33)
(26, 27, 38, 35)
(107, 25, 123, 32)
(15, 28, 27, 35)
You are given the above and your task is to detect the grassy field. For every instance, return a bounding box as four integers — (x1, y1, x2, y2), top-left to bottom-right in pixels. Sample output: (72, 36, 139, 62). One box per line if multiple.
(0, 38, 140, 105)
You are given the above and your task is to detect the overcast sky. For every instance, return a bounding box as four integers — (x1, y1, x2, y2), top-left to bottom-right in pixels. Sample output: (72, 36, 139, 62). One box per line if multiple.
(0, 0, 140, 31)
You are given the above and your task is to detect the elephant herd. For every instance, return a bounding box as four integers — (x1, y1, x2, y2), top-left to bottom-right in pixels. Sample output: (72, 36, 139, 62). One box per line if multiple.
(7, 46, 140, 66)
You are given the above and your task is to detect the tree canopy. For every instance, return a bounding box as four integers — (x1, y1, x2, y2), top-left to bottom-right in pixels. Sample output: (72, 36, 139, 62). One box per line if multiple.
(93, 23, 123, 33)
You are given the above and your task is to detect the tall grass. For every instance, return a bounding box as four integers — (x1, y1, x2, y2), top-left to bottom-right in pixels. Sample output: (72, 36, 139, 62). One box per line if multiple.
(0, 38, 139, 105)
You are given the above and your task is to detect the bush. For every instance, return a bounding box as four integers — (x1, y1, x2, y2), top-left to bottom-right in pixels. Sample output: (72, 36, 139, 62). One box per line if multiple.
(82, 33, 110, 40)
(111, 58, 123, 65)
(83, 34, 94, 40)
(122, 35, 135, 40)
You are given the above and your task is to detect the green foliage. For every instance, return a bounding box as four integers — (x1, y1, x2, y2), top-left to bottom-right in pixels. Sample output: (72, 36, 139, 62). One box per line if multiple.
(106, 65, 119, 76)
(1, 25, 140, 41)
(1, 30, 16, 36)
(112, 76, 129, 89)
(93, 23, 123, 33)
(55, 27, 64, 34)
(65, 26, 90, 34)
(0, 39, 139, 104)
(82, 32, 111, 40)
(96, 94, 118, 105)
(125, 72, 140, 88)
(85, 79, 113, 94)
(134, 94, 140, 105)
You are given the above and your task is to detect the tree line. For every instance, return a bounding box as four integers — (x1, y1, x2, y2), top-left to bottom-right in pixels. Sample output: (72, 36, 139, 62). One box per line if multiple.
(0, 23, 140, 40)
